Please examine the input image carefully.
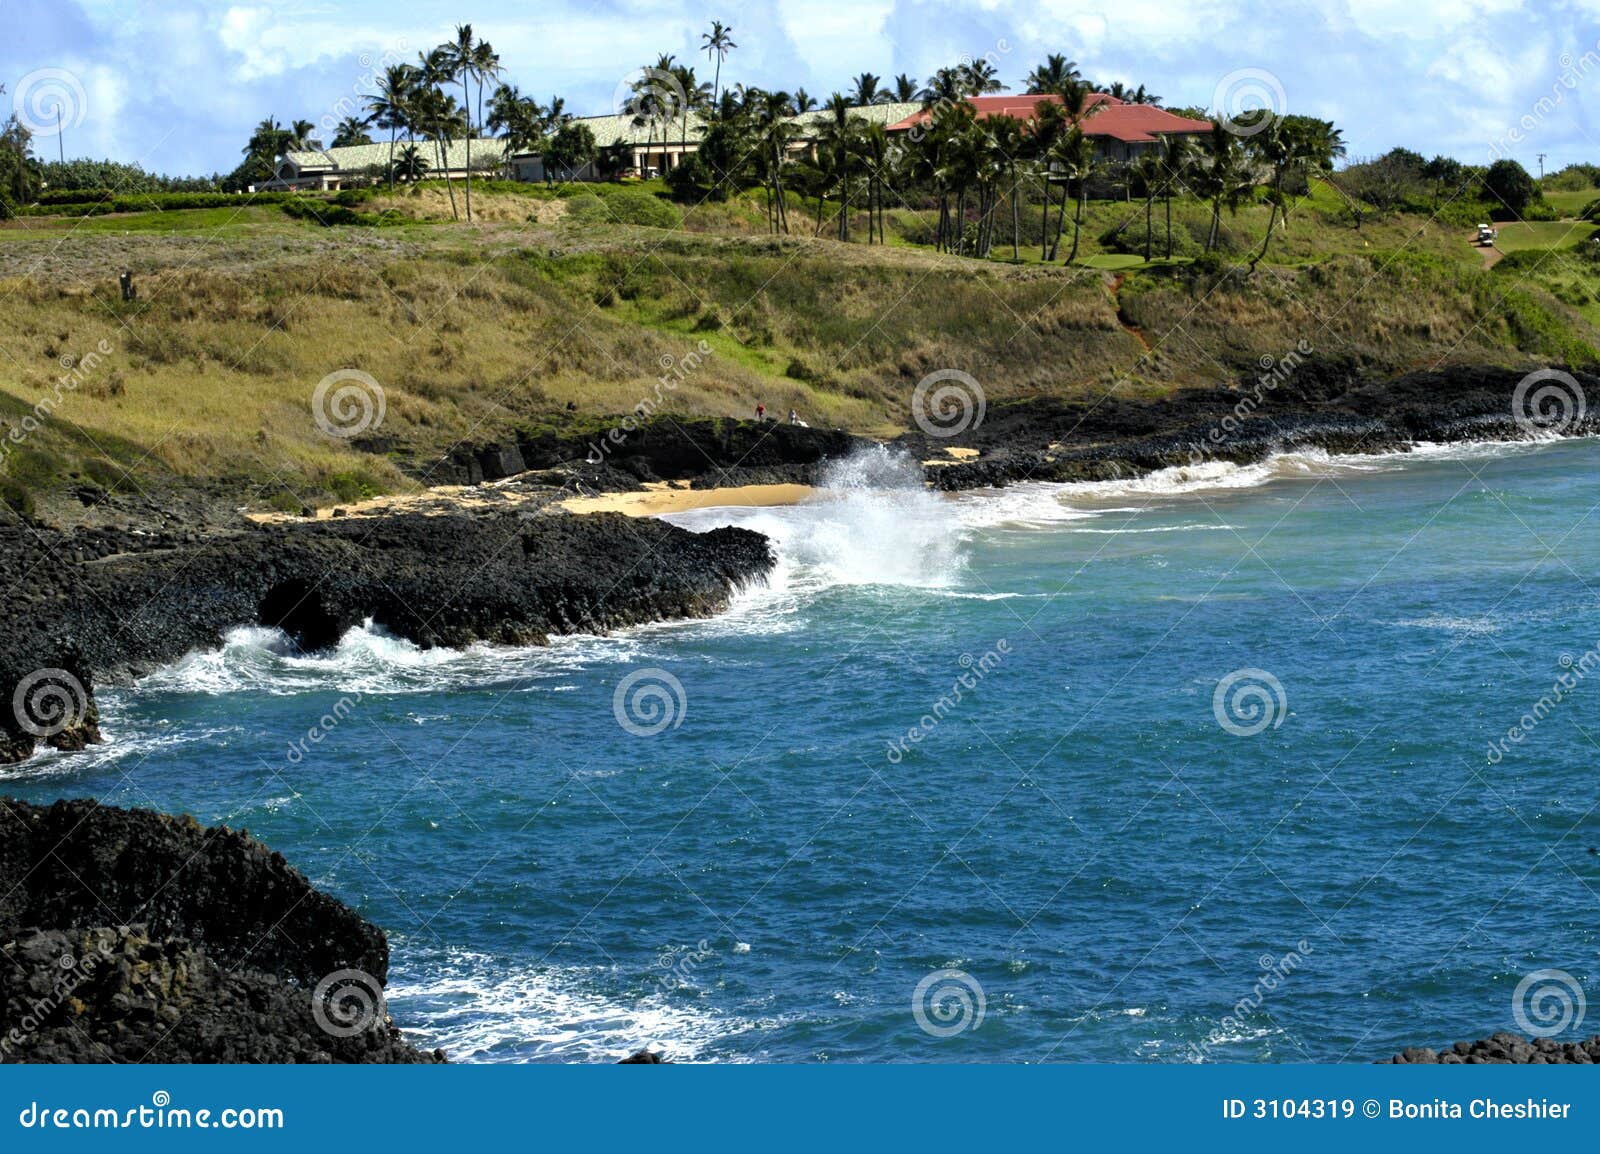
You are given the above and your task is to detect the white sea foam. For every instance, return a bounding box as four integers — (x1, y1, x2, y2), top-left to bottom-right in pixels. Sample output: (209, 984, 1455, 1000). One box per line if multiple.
(667, 445, 970, 601)
(385, 947, 776, 1063)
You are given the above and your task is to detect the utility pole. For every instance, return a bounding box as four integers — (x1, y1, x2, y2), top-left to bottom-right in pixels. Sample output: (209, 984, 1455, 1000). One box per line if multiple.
(57, 105, 65, 163)
(1537, 153, 1546, 181)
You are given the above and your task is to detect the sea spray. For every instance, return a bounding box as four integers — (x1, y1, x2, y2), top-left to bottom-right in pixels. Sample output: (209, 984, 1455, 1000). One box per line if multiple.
(789, 445, 967, 588)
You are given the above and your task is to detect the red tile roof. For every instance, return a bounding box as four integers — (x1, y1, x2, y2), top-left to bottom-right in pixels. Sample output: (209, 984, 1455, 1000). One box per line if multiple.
(885, 94, 1212, 144)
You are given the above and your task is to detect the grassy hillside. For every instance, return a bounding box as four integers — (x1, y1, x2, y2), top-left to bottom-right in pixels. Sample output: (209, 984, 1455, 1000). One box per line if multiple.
(2, 177, 1597, 516)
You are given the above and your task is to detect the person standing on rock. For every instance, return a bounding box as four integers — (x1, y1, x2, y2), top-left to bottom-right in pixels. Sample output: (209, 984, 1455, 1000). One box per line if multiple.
(755, 403, 766, 422)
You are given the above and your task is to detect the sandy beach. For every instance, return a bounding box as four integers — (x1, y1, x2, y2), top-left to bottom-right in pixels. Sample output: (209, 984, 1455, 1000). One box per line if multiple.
(559, 482, 816, 517)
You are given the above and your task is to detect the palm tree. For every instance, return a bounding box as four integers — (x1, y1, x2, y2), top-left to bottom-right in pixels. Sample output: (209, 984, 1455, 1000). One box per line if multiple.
(672, 63, 710, 159)
(415, 49, 459, 218)
(891, 73, 918, 103)
(393, 144, 429, 183)
(851, 73, 885, 106)
(1025, 54, 1082, 95)
(859, 121, 894, 242)
(330, 116, 371, 147)
(441, 24, 482, 221)
(817, 93, 862, 241)
(473, 39, 502, 178)
(702, 20, 736, 106)
(1051, 127, 1096, 263)
(289, 119, 321, 150)
(365, 64, 415, 190)
(1196, 124, 1250, 253)
(755, 89, 798, 233)
(958, 58, 1005, 96)
(791, 89, 817, 114)
(1158, 133, 1195, 259)
(1248, 118, 1303, 271)
(918, 67, 965, 107)
(1131, 152, 1163, 261)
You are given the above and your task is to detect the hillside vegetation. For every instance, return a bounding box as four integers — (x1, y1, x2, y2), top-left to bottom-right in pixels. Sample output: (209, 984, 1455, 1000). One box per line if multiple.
(1, 177, 1597, 516)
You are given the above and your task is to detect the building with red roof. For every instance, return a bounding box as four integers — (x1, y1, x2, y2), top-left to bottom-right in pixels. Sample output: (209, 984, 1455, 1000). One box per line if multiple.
(886, 94, 1213, 163)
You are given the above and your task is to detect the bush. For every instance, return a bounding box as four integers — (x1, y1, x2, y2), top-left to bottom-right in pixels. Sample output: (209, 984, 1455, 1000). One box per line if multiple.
(0, 478, 34, 518)
(1100, 218, 1201, 259)
(19, 190, 301, 217)
(564, 187, 680, 229)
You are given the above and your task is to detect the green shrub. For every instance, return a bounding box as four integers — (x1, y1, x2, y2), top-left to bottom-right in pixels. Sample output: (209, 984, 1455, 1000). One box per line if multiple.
(0, 477, 34, 518)
(564, 187, 680, 229)
(81, 457, 134, 492)
(1100, 218, 1201, 259)
(327, 470, 381, 502)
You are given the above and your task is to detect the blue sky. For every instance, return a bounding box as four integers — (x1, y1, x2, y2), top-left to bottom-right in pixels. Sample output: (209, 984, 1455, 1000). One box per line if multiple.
(6, 0, 1600, 175)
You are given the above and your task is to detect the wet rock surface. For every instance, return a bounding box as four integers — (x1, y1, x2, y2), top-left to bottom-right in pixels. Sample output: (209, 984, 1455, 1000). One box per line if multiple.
(0, 510, 773, 763)
(900, 365, 1599, 490)
(0, 798, 442, 1063)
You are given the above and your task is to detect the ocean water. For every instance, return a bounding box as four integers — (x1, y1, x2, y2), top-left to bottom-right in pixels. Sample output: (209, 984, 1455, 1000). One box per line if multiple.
(8, 438, 1600, 1063)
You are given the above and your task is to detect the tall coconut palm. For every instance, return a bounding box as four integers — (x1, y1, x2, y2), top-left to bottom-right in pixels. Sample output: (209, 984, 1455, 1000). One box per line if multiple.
(1051, 127, 1096, 263)
(365, 63, 415, 189)
(1158, 133, 1195, 259)
(791, 89, 817, 114)
(414, 49, 459, 218)
(958, 58, 1005, 96)
(891, 73, 918, 103)
(472, 39, 502, 178)
(1025, 54, 1082, 96)
(289, 119, 321, 150)
(851, 73, 885, 106)
(440, 24, 482, 221)
(1131, 152, 1163, 261)
(1248, 118, 1303, 271)
(330, 116, 372, 148)
(817, 93, 862, 241)
(702, 20, 736, 106)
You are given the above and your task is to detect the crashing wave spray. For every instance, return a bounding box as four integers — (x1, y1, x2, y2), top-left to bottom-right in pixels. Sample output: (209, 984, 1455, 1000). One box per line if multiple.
(785, 445, 965, 588)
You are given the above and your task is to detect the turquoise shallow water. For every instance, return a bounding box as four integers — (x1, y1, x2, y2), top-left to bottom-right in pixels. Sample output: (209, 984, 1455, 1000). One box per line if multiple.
(8, 438, 1600, 1062)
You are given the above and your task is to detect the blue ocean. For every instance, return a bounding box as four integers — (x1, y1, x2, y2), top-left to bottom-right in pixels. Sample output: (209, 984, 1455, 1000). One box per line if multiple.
(7, 438, 1598, 1062)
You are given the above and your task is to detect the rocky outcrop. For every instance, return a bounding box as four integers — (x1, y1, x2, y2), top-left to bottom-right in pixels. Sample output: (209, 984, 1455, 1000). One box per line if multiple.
(426, 417, 868, 489)
(0, 798, 442, 1063)
(901, 365, 1600, 490)
(1388, 1032, 1600, 1064)
(0, 510, 773, 763)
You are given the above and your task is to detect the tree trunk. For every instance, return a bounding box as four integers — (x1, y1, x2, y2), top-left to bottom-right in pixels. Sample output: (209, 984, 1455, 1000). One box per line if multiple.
(388, 125, 397, 191)
(1011, 183, 1020, 260)
(463, 78, 473, 222)
(1067, 186, 1084, 263)
(1165, 192, 1173, 259)
(1144, 193, 1152, 262)
(1041, 178, 1051, 261)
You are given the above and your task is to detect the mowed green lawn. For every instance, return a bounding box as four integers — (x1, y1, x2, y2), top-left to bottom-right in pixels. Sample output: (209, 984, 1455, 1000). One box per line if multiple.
(1494, 219, 1599, 252)
(1540, 188, 1597, 218)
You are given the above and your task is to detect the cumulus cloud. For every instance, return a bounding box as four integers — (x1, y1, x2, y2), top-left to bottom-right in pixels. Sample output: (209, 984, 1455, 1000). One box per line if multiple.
(3, 0, 1597, 175)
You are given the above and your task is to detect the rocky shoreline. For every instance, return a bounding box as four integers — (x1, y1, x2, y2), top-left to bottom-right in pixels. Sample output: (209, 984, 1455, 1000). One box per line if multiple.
(2, 363, 1595, 1063)
(1, 509, 772, 764)
(1388, 1033, 1600, 1064)
(426, 365, 1597, 496)
(0, 798, 441, 1062)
